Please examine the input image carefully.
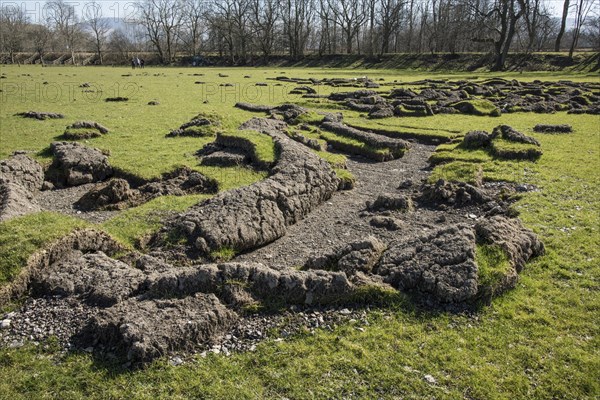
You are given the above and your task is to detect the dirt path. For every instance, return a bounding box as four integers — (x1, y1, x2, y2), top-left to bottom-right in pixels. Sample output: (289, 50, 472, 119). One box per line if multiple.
(236, 142, 469, 269)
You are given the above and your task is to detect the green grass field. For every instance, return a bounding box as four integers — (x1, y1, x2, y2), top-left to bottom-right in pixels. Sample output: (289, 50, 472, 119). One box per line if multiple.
(0, 65, 599, 399)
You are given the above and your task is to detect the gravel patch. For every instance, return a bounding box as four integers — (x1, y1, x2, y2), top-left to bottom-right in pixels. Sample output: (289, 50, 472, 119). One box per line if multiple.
(36, 183, 117, 223)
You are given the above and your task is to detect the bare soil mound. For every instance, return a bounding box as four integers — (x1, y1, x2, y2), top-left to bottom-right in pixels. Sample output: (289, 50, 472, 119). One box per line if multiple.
(153, 118, 339, 256)
(46, 142, 113, 188)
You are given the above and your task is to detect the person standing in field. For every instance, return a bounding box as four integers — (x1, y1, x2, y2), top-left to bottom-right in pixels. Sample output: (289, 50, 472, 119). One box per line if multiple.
(131, 58, 136, 69)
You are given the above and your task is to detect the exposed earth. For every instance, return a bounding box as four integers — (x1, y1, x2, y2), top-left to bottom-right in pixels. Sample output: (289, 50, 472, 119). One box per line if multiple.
(3, 76, 589, 367)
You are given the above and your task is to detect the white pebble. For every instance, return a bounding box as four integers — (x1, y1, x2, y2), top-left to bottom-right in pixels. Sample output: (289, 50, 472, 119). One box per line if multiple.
(170, 356, 183, 366)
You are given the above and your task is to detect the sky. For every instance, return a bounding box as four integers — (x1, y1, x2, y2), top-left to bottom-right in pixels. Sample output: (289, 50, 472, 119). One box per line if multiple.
(1, 0, 142, 25)
(0, 0, 573, 27)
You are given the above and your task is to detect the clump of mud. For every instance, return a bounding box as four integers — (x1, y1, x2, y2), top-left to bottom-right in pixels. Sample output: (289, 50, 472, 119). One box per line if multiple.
(16, 111, 64, 120)
(45, 142, 113, 188)
(167, 112, 223, 137)
(459, 125, 543, 160)
(0, 153, 45, 221)
(63, 121, 109, 140)
(75, 167, 218, 211)
(533, 124, 572, 134)
(154, 118, 339, 256)
(303, 78, 600, 118)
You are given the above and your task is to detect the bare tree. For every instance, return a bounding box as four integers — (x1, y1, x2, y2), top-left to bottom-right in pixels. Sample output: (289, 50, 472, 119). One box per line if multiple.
(83, 2, 110, 64)
(108, 28, 135, 62)
(328, 0, 367, 54)
(46, 0, 82, 64)
(181, 0, 207, 56)
(473, 0, 527, 70)
(57, 0, 592, 66)
(568, 0, 597, 58)
(416, 0, 430, 53)
(404, 0, 416, 51)
(139, 0, 183, 64)
(208, 0, 251, 63)
(140, 0, 164, 62)
(579, 15, 599, 51)
(364, 0, 377, 56)
(530, 11, 557, 50)
(282, 0, 314, 58)
(250, 0, 280, 58)
(379, 0, 405, 55)
(522, 0, 540, 51)
(27, 24, 52, 63)
(0, 5, 28, 63)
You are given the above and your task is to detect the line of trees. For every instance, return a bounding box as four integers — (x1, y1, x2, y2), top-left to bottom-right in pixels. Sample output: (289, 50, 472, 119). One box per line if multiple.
(1, 0, 598, 69)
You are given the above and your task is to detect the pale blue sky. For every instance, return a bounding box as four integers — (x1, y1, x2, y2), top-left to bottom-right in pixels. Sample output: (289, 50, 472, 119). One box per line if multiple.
(0, 0, 571, 26)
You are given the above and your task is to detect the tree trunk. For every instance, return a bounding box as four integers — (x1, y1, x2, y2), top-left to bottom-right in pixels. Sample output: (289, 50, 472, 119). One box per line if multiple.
(407, 0, 415, 52)
(368, 1, 375, 56)
(555, 0, 570, 52)
(96, 38, 103, 64)
(346, 29, 352, 53)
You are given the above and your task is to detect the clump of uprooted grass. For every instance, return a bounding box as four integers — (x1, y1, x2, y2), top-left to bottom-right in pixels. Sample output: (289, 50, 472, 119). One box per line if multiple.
(451, 99, 501, 117)
(15, 111, 64, 120)
(319, 130, 403, 161)
(334, 167, 356, 189)
(431, 124, 542, 168)
(167, 111, 224, 138)
(0, 212, 88, 285)
(533, 124, 573, 134)
(62, 121, 109, 140)
(284, 127, 355, 188)
(101, 194, 211, 249)
(344, 118, 457, 144)
(475, 244, 514, 297)
(429, 142, 493, 165)
(291, 111, 324, 126)
(216, 129, 277, 168)
(428, 161, 484, 185)
(489, 138, 543, 160)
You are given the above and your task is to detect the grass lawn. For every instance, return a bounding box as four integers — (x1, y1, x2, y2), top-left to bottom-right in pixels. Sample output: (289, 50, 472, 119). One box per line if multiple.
(0, 65, 599, 399)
